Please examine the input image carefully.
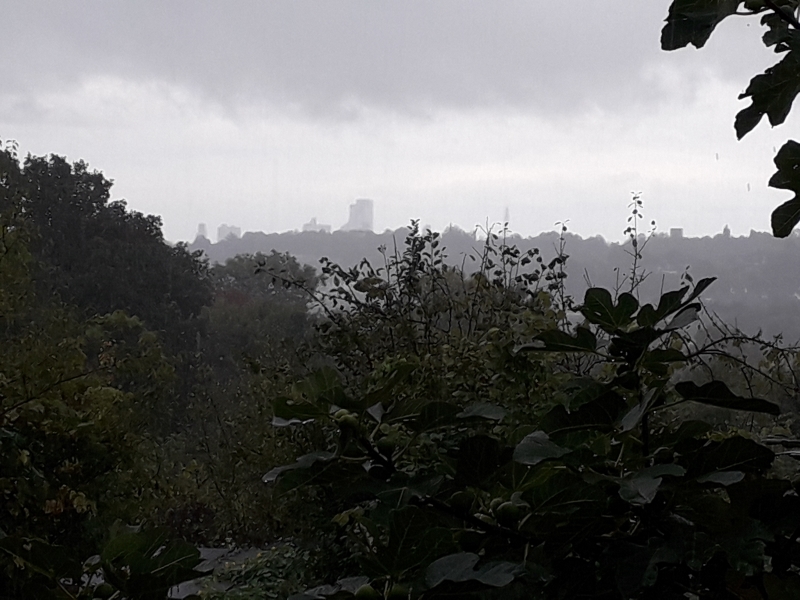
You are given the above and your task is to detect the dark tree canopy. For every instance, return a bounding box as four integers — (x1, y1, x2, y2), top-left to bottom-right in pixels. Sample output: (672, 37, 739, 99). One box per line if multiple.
(1, 150, 212, 350)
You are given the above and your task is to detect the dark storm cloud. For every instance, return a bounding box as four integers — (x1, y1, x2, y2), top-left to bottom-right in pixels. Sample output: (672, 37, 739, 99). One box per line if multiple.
(4, 0, 764, 118)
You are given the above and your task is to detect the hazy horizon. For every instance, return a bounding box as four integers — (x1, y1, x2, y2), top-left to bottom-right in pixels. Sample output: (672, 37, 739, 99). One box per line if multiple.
(4, 2, 795, 243)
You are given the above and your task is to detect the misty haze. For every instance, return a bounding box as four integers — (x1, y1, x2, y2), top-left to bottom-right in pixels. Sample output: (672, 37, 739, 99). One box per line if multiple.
(6, 2, 800, 599)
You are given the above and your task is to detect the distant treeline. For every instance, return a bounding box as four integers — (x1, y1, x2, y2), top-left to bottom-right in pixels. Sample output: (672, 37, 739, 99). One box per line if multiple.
(190, 226, 800, 341)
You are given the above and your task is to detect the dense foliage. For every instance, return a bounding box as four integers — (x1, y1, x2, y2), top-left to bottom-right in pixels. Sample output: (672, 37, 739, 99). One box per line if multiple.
(262, 222, 800, 599)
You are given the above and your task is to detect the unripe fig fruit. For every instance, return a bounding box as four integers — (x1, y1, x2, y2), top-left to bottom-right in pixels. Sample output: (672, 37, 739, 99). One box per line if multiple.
(333, 408, 351, 421)
(387, 583, 410, 599)
(338, 414, 360, 430)
(495, 501, 522, 526)
(376, 436, 396, 456)
(354, 584, 381, 600)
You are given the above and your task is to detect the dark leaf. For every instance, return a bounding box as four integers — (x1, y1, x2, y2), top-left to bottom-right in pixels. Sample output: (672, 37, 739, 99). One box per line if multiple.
(513, 431, 571, 466)
(425, 552, 524, 588)
(696, 471, 745, 485)
(457, 403, 507, 421)
(540, 392, 628, 437)
(580, 288, 638, 333)
(664, 304, 700, 330)
(736, 48, 800, 139)
(272, 396, 326, 425)
(683, 276, 716, 304)
(262, 451, 336, 484)
(661, 0, 740, 51)
(675, 381, 780, 415)
(519, 327, 597, 353)
(769, 140, 800, 237)
(691, 436, 775, 479)
(619, 464, 686, 506)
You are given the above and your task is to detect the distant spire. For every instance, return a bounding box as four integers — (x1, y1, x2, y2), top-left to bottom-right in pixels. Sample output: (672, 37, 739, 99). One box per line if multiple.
(503, 206, 510, 226)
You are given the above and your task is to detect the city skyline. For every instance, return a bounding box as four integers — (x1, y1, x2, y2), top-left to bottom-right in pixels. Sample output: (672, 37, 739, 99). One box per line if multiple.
(2, 2, 793, 243)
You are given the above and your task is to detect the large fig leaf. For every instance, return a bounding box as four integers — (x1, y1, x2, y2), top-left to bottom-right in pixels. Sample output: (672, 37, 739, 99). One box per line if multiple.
(425, 552, 524, 588)
(675, 381, 780, 415)
(769, 139, 800, 237)
(580, 289, 637, 333)
(513, 431, 570, 466)
(690, 436, 775, 479)
(518, 327, 597, 353)
(736, 45, 800, 139)
(661, 0, 741, 51)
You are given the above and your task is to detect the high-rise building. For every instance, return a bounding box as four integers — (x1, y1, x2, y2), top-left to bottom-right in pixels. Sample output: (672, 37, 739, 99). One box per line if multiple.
(196, 223, 208, 239)
(340, 199, 374, 232)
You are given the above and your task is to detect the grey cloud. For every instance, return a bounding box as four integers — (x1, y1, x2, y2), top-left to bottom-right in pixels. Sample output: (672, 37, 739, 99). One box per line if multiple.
(1, 1, 778, 118)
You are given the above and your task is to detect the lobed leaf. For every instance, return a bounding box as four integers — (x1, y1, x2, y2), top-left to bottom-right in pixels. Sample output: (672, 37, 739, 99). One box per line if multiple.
(769, 139, 800, 237)
(661, 0, 741, 51)
(425, 552, 524, 588)
(675, 380, 780, 415)
(736, 47, 800, 140)
(513, 431, 571, 466)
(580, 289, 638, 333)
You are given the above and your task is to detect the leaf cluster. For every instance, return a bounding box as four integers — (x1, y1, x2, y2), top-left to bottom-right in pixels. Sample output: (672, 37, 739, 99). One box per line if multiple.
(264, 230, 800, 598)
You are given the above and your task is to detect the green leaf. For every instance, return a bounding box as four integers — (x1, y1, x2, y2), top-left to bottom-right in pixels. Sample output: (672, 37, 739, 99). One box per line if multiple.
(425, 552, 523, 588)
(691, 436, 775, 479)
(363, 363, 417, 406)
(683, 276, 716, 304)
(654, 286, 689, 321)
(675, 381, 781, 415)
(262, 451, 336, 484)
(664, 304, 700, 330)
(513, 431, 570, 466)
(619, 465, 685, 506)
(272, 396, 327, 426)
(696, 470, 745, 485)
(736, 48, 800, 140)
(619, 388, 660, 432)
(636, 303, 658, 327)
(457, 403, 507, 421)
(296, 576, 371, 599)
(540, 391, 628, 437)
(580, 289, 637, 333)
(661, 0, 740, 51)
(769, 140, 800, 237)
(519, 327, 597, 353)
(297, 367, 358, 409)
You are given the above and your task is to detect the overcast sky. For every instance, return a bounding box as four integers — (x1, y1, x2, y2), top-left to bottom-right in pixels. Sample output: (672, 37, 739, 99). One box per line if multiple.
(2, 1, 796, 242)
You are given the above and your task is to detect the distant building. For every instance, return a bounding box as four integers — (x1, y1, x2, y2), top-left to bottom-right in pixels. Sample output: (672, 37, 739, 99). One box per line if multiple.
(302, 217, 332, 233)
(340, 198, 374, 232)
(196, 223, 208, 239)
(670, 228, 684, 239)
(723, 224, 731, 238)
(217, 224, 241, 241)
